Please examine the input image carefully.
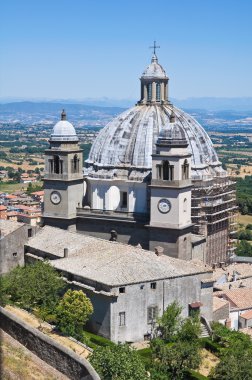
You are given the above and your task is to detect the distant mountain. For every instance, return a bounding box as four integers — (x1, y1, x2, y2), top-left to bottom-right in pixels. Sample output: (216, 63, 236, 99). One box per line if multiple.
(1, 97, 252, 111)
(0, 101, 125, 114)
(172, 97, 252, 111)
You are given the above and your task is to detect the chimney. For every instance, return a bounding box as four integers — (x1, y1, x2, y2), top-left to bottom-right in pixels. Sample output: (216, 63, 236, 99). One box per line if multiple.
(64, 248, 69, 258)
(225, 318, 232, 329)
(154, 246, 164, 256)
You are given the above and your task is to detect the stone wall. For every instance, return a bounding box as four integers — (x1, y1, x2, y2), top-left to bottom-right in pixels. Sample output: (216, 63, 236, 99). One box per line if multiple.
(0, 307, 100, 380)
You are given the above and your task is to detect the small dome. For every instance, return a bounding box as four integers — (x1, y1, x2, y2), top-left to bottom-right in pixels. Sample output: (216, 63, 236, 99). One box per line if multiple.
(50, 110, 78, 142)
(142, 54, 167, 79)
(158, 112, 187, 146)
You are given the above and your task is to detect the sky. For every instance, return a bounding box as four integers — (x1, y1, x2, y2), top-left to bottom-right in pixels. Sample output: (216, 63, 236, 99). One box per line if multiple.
(1, 0, 252, 101)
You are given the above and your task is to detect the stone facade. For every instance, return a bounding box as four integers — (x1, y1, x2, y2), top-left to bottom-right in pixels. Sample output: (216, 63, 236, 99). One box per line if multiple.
(0, 220, 35, 274)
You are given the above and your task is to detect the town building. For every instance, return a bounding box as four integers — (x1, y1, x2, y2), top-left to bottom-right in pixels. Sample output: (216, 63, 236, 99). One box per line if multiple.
(25, 225, 213, 343)
(0, 219, 34, 274)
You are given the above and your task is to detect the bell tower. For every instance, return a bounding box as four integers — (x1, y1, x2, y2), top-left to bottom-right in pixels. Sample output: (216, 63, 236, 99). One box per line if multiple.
(43, 110, 84, 230)
(149, 111, 193, 260)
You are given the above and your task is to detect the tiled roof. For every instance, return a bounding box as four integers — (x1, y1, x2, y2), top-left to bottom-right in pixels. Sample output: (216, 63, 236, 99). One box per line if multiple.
(240, 310, 252, 320)
(213, 263, 252, 282)
(26, 226, 212, 287)
(217, 289, 252, 310)
(0, 219, 24, 236)
(213, 296, 229, 312)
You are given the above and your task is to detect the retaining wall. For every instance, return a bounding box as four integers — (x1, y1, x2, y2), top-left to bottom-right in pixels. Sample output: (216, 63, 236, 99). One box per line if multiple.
(0, 306, 100, 380)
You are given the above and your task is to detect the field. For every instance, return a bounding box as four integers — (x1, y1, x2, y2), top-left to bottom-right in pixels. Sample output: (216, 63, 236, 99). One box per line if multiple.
(238, 213, 252, 226)
(0, 158, 44, 171)
(0, 181, 43, 193)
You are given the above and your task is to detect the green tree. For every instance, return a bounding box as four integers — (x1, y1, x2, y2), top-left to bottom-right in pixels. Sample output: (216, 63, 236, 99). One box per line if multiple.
(155, 301, 182, 342)
(210, 344, 252, 379)
(153, 340, 201, 380)
(1, 261, 65, 313)
(151, 305, 202, 379)
(56, 289, 93, 338)
(236, 239, 252, 257)
(90, 344, 148, 380)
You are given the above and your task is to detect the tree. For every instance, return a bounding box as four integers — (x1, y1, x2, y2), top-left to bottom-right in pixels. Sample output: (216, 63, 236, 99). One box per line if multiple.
(150, 304, 202, 379)
(1, 261, 65, 313)
(236, 239, 252, 257)
(210, 344, 252, 380)
(56, 289, 93, 338)
(155, 301, 182, 342)
(90, 344, 148, 380)
(153, 340, 201, 380)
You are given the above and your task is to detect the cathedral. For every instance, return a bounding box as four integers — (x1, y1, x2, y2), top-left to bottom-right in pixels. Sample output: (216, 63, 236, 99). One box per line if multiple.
(43, 50, 237, 266)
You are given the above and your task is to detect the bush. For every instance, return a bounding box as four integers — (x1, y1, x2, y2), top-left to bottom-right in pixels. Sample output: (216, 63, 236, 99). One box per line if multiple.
(56, 289, 93, 339)
(200, 337, 221, 355)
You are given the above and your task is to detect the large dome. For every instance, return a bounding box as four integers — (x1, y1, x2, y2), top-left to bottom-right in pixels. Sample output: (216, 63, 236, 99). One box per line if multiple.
(85, 104, 225, 181)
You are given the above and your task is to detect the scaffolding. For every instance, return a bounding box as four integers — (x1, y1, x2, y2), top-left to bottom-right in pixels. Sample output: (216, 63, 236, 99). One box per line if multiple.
(191, 176, 238, 265)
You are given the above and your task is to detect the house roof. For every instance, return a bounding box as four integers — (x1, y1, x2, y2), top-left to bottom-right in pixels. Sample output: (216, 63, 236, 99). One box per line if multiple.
(216, 288, 252, 310)
(26, 226, 212, 287)
(31, 190, 44, 196)
(213, 296, 229, 312)
(240, 310, 252, 320)
(0, 219, 24, 237)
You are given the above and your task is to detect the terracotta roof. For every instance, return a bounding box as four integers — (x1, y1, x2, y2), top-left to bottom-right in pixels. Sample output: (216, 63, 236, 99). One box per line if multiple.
(213, 296, 229, 312)
(217, 289, 252, 310)
(5, 195, 18, 199)
(31, 191, 44, 196)
(240, 310, 252, 320)
(0, 205, 7, 211)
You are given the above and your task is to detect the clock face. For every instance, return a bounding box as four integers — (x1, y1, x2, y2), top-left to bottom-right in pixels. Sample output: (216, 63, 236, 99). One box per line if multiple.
(158, 198, 171, 214)
(50, 191, 61, 205)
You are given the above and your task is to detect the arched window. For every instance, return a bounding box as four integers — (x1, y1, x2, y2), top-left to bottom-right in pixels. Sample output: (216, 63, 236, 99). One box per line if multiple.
(163, 161, 174, 181)
(147, 83, 152, 101)
(72, 154, 79, 173)
(182, 159, 189, 180)
(53, 155, 60, 174)
(156, 83, 161, 101)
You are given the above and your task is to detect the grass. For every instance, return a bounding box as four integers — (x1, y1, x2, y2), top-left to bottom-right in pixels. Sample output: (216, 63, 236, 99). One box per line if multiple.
(2, 333, 58, 380)
(83, 330, 115, 350)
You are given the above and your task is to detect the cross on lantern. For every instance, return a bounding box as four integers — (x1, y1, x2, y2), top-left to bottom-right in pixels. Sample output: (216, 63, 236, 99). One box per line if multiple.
(149, 41, 160, 55)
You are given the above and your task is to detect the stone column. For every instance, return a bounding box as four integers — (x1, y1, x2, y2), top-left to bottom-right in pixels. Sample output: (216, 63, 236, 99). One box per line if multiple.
(152, 81, 156, 102)
(144, 84, 148, 103)
(161, 82, 165, 102)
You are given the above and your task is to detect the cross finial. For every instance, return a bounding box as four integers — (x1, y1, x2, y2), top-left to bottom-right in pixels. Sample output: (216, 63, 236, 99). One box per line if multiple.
(149, 40, 160, 55)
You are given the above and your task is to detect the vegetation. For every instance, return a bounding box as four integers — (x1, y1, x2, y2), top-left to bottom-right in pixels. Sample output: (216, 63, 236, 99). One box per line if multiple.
(236, 176, 252, 214)
(56, 289, 93, 339)
(209, 323, 252, 379)
(90, 344, 148, 380)
(26, 181, 43, 194)
(1, 261, 65, 316)
(150, 302, 202, 379)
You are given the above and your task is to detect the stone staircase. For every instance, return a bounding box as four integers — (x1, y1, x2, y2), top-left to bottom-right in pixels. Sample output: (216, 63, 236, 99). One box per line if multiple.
(200, 322, 210, 338)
